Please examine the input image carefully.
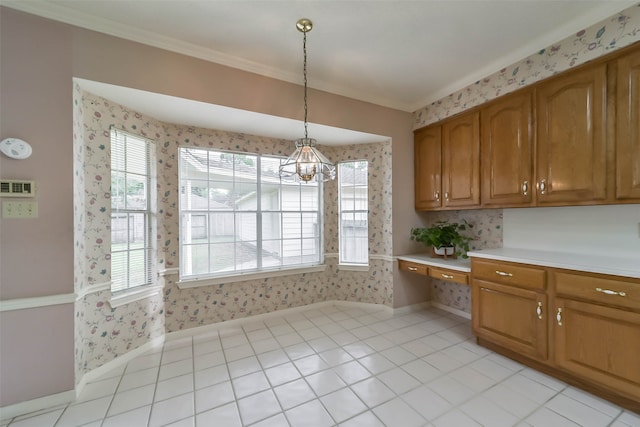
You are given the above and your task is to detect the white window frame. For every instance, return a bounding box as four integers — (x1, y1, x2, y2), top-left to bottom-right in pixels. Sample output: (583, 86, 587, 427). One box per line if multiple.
(178, 147, 325, 286)
(338, 160, 369, 268)
(109, 128, 158, 304)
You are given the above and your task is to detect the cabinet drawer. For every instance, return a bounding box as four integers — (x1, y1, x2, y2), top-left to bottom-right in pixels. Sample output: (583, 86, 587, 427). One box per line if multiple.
(554, 271, 640, 311)
(429, 267, 469, 285)
(472, 259, 546, 290)
(398, 260, 428, 276)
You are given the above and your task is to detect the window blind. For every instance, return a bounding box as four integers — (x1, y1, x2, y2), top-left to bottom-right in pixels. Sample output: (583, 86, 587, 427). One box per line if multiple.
(338, 160, 369, 265)
(110, 127, 155, 292)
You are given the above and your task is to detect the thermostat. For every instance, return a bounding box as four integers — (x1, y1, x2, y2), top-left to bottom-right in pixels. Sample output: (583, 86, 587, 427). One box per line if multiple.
(0, 138, 32, 160)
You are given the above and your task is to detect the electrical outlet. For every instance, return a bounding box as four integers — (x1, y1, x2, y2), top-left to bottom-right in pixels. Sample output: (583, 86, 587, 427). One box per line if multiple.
(2, 200, 38, 218)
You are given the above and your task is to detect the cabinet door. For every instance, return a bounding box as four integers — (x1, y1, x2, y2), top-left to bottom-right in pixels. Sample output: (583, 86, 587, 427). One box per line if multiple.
(472, 279, 547, 360)
(553, 298, 640, 400)
(481, 90, 534, 207)
(442, 111, 480, 208)
(536, 63, 607, 204)
(616, 49, 640, 200)
(414, 126, 443, 210)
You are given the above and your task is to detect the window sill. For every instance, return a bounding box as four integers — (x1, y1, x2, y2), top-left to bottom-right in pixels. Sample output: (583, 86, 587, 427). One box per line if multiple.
(109, 284, 164, 308)
(177, 265, 327, 289)
(337, 263, 370, 272)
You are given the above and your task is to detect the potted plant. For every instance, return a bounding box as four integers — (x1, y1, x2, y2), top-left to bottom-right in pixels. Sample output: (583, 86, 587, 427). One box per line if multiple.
(410, 220, 474, 259)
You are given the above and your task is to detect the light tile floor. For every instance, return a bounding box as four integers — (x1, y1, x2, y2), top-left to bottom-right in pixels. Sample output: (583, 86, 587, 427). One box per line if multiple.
(2, 304, 639, 427)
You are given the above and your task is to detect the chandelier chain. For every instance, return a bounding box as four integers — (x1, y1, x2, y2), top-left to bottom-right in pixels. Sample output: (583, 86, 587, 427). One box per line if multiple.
(303, 29, 309, 140)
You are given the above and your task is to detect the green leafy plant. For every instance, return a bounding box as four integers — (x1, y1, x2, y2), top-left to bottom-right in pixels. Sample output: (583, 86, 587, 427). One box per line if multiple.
(410, 220, 474, 258)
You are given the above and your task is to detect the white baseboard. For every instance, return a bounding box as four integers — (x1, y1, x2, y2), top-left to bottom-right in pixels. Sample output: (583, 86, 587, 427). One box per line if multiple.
(76, 336, 165, 398)
(392, 301, 430, 315)
(0, 389, 75, 421)
(429, 301, 472, 320)
(166, 300, 394, 342)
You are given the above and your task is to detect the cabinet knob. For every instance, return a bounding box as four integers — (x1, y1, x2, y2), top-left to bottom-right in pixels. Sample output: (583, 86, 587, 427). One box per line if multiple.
(539, 179, 547, 195)
(522, 180, 529, 196)
(536, 301, 543, 320)
(556, 307, 563, 326)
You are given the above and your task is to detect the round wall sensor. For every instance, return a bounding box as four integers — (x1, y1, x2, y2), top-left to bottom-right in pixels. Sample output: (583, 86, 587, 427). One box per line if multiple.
(0, 138, 32, 160)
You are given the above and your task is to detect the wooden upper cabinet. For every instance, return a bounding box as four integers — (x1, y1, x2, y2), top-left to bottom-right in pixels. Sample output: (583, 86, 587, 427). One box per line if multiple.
(414, 126, 442, 210)
(442, 111, 480, 208)
(536, 63, 607, 205)
(481, 89, 534, 207)
(616, 49, 640, 200)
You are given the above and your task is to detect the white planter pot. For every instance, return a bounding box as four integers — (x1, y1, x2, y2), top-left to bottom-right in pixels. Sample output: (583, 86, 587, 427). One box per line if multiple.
(433, 246, 455, 256)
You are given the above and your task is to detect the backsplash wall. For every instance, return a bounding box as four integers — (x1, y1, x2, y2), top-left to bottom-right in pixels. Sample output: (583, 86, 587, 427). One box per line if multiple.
(504, 205, 640, 257)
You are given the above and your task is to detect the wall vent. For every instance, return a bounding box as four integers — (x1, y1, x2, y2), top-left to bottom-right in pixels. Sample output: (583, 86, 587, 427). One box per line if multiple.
(0, 180, 36, 197)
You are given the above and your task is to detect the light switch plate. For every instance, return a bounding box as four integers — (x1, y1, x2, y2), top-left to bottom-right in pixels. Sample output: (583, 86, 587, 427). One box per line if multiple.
(2, 200, 38, 218)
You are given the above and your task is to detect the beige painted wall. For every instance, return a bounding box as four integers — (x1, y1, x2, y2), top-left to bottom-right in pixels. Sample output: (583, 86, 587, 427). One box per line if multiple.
(0, 7, 425, 406)
(0, 8, 76, 407)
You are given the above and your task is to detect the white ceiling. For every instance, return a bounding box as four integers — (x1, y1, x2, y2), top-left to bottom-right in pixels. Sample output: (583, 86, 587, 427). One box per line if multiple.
(3, 0, 636, 144)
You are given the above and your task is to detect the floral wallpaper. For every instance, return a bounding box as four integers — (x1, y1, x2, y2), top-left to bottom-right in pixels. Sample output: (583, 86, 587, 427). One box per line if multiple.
(159, 124, 394, 332)
(74, 85, 167, 380)
(414, 3, 640, 128)
(74, 89, 394, 376)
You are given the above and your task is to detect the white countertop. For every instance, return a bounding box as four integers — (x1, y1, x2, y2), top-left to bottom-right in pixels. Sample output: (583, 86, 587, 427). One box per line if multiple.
(396, 253, 471, 273)
(467, 248, 640, 279)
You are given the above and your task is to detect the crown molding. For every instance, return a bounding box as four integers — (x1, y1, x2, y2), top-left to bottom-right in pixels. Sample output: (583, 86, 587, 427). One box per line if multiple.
(1, 1, 413, 112)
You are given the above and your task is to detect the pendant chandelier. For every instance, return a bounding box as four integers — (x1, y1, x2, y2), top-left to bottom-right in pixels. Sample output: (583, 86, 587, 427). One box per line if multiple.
(279, 18, 336, 183)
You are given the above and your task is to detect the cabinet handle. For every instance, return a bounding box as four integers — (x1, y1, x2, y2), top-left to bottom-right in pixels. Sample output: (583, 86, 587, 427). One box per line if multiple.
(556, 307, 563, 326)
(522, 180, 529, 196)
(441, 273, 454, 279)
(408, 267, 418, 272)
(445, 192, 449, 201)
(435, 191, 440, 201)
(595, 287, 627, 297)
(539, 179, 547, 195)
(495, 270, 513, 277)
(536, 302, 543, 320)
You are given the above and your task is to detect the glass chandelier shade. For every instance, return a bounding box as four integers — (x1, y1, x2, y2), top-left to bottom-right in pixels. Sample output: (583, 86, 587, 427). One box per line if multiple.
(280, 137, 336, 182)
(279, 18, 336, 183)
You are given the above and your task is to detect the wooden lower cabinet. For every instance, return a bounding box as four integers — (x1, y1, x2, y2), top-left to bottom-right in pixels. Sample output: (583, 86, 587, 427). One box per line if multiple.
(553, 297, 640, 400)
(472, 279, 547, 360)
(472, 258, 640, 411)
